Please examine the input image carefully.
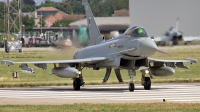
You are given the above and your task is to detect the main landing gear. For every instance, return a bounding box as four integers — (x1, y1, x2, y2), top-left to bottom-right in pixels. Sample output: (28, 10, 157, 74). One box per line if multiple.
(73, 64, 84, 91)
(141, 70, 152, 90)
(73, 78, 81, 90)
(102, 67, 123, 83)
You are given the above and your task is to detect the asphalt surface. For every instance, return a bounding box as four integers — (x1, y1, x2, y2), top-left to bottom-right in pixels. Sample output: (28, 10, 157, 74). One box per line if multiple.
(0, 83, 200, 105)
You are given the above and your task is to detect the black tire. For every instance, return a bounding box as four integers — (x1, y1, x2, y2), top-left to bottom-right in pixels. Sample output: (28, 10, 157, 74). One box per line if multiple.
(129, 83, 135, 92)
(4, 41, 9, 53)
(19, 49, 22, 53)
(73, 78, 81, 90)
(144, 77, 151, 90)
(5, 49, 9, 53)
(5, 48, 9, 53)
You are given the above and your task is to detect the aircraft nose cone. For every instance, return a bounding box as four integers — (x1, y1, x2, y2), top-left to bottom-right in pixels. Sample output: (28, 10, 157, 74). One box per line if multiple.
(139, 38, 157, 56)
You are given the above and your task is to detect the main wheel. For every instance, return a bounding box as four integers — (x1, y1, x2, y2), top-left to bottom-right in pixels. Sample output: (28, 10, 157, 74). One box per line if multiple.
(129, 83, 135, 92)
(19, 49, 22, 53)
(73, 78, 81, 90)
(5, 46, 9, 53)
(144, 77, 151, 90)
(5, 49, 9, 53)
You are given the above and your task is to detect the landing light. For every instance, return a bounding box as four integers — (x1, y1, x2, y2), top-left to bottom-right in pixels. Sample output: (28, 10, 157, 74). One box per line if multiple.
(76, 71, 81, 75)
(145, 70, 149, 74)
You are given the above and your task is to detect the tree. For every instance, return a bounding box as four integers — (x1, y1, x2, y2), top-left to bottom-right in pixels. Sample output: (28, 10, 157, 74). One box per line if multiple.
(37, 0, 58, 8)
(68, 1, 84, 14)
(88, 0, 112, 17)
(38, 16, 45, 27)
(56, 2, 73, 14)
(23, 0, 35, 6)
(52, 19, 75, 27)
(22, 15, 35, 31)
(0, 2, 6, 32)
(108, 0, 129, 10)
(22, 5, 35, 12)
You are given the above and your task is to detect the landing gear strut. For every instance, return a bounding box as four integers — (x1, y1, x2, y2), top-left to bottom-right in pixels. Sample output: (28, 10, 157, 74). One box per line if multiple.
(141, 70, 152, 90)
(128, 70, 136, 92)
(114, 69, 123, 82)
(102, 67, 112, 83)
(73, 64, 84, 90)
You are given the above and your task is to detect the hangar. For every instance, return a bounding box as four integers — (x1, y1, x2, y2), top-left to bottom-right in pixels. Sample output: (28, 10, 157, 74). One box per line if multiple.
(69, 17, 130, 33)
(130, 0, 200, 37)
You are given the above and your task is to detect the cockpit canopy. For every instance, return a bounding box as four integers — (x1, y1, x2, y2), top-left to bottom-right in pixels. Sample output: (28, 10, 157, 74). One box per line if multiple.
(124, 26, 148, 37)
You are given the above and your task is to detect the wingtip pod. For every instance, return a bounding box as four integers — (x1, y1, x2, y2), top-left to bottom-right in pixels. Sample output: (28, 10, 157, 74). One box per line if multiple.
(185, 58, 198, 63)
(1, 60, 14, 66)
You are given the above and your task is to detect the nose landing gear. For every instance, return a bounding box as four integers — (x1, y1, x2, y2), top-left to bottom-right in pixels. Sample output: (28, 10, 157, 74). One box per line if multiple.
(128, 70, 136, 92)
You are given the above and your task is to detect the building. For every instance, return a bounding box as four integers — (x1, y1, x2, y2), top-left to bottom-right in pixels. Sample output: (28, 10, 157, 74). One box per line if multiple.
(36, 7, 59, 17)
(112, 9, 129, 17)
(33, 7, 59, 27)
(44, 11, 67, 27)
(69, 17, 130, 33)
(33, 7, 85, 27)
(130, 0, 200, 36)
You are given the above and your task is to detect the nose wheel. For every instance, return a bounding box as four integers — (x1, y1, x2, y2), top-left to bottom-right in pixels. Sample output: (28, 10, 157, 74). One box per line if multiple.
(129, 83, 135, 92)
(128, 70, 136, 92)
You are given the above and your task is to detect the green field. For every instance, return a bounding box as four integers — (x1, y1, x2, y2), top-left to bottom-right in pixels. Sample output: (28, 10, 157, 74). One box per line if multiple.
(0, 46, 200, 87)
(0, 103, 200, 112)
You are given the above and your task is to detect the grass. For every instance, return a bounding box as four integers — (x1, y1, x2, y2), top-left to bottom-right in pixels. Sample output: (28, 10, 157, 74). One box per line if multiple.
(0, 103, 200, 112)
(0, 46, 200, 87)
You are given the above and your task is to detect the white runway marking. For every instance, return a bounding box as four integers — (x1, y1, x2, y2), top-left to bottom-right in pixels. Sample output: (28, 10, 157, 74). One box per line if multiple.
(0, 84, 200, 103)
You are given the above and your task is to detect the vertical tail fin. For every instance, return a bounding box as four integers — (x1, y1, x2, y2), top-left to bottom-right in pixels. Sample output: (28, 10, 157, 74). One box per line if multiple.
(175, 17, 179, 31)
(82, 0, 101, 45)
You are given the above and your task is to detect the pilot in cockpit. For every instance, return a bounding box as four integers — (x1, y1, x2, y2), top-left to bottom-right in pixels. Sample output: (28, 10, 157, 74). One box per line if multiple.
(124, 26, 148, 37)
(131, 27, 148, 37)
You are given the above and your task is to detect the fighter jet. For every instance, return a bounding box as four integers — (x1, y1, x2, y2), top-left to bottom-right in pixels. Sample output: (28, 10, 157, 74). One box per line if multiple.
(1, 0, 198, 92)
(154, 18, 200, 46)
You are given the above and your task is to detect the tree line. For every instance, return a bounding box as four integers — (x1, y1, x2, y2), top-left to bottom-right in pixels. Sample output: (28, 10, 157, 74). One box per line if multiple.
(24, 0, 129, 17)
(0, 0, 129, 32)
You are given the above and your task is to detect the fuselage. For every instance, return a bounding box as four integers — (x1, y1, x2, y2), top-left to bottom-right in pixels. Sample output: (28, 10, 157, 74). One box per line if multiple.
(73, 26, 158, 69)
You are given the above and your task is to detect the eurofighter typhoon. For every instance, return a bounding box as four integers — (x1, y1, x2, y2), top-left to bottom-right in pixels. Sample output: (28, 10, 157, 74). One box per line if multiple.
(1, 0, 197, 92)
